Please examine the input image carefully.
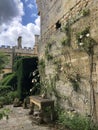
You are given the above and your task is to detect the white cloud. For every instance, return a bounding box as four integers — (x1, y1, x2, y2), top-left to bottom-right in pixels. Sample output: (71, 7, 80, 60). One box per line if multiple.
(0, 16, 40, 48)
(35, 16, 40, 27)
(0, 0, 40, 48)
(27, 3, 34, 9)
(31, 13, 37, 18)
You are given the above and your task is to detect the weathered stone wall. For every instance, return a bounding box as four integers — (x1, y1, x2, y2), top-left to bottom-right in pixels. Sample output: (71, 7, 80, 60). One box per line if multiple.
(37, 0, 98, 119)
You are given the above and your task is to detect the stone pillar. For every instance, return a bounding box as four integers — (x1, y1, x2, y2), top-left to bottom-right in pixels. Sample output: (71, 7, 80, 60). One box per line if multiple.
(17, 36, 22, 49)
(34, 35, 39, 55)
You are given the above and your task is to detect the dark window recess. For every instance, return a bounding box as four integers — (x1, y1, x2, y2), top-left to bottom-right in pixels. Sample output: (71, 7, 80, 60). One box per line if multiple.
(38, 11, 40, 16)
(56, 21, 61, 29)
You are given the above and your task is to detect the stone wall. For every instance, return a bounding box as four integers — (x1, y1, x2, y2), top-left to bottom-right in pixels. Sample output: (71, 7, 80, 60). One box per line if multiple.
(37, 0, 98, 120)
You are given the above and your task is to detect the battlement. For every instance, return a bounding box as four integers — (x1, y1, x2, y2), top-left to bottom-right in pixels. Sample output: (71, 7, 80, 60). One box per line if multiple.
(0, 45, 12, 49)
(0, 34, 39, 59)
(0, 45, 33, 50)
(0, 43, 38, 56)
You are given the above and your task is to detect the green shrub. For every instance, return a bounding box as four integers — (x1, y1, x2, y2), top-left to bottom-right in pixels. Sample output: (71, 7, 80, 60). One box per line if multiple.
(7, 91, 18, 102)
(3, 72, 12, 78)
(0, 85, 11, 96)
(0, 96, 6, 104)
(0, 96, 10, 105)
(0, 91, 18, 105)
(57, 110, 98, 130)
(1, 73, 17, 90)
(0, 108, 10, 120)
(0, 96, 11, 105)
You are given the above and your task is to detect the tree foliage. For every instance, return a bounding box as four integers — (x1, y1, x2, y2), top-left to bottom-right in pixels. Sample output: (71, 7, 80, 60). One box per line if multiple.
(0, 52, 8, 73)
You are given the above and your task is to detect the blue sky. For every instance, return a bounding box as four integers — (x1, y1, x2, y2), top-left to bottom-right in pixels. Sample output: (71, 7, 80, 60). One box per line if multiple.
(0, 0, 40, 48)
(22, 0, 38, 25)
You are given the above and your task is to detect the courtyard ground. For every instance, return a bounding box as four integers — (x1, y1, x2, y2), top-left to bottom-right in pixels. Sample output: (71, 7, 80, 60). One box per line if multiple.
(0, 105, 54, 130)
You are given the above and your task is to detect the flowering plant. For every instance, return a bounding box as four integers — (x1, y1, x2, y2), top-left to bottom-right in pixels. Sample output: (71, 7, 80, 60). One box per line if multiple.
(76, 27, 96, 55)
(29, 69, 40, 95)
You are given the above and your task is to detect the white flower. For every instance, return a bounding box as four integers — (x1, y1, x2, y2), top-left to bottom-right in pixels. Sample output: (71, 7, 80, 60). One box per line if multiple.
(55, 72, 58, 74)
(75, 79, 77, 82)
(30, 89, 32, 92)
(37, 75, 40, 77)
(79, 42, 84, 46)
(80, 35, 83, 39)
(86, 33, 90, 37)
(32, 79, 34, 83)
(32, 79, 37, 83)
(60, 67, 63, 71)
(33, 72, 36, 76)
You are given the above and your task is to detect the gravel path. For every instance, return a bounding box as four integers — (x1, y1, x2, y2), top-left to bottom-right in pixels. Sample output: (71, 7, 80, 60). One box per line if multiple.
(0, 105, 54, 130)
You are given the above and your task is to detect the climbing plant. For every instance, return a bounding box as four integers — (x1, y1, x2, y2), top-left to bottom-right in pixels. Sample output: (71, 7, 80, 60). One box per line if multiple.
(61, 21, 71, 47)
(76, 26, 96, 55)
(61, 62, 81, 92)
(76, 27, 97, 122)
(60, 8, 90, 47)
(40, 75, 61, 100)
(45, 42, 53, 61)
(38, 58, 45, 80)
(82, 8, 90, 17)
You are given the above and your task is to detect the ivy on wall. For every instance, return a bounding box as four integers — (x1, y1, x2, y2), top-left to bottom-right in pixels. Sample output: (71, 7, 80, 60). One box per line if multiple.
(38, 58, 45, 79)
(45, 42, 53, 61)
(16, 57, 39, 100)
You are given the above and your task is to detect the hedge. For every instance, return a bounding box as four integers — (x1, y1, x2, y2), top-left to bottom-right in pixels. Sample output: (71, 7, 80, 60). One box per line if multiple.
(16, 57, 39, 100)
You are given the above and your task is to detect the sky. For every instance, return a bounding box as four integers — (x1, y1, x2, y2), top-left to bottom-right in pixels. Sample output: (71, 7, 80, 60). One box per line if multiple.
(0, 0, 40, 48)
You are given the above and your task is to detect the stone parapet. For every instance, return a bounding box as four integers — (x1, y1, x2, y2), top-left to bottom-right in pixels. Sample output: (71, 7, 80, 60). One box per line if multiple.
(0, 45, 37, 55)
